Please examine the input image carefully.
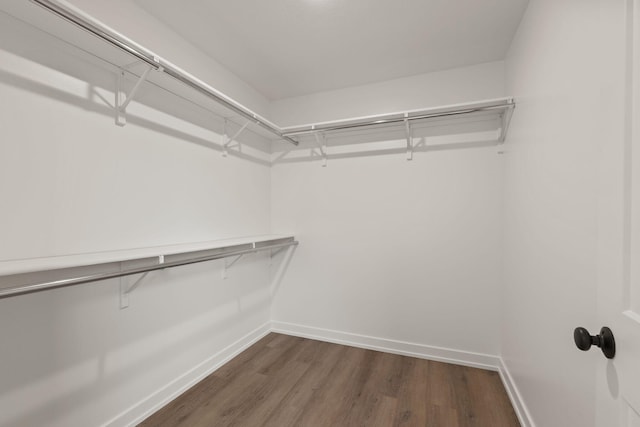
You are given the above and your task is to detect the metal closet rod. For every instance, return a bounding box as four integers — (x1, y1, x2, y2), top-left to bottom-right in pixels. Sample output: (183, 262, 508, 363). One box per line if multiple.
(30, 0, 299, 146)
(0, 240, 298, 299)
(282, 101, 515, 137)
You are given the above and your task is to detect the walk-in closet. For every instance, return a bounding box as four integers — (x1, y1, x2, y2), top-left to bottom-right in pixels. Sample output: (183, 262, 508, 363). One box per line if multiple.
(0, 1, 637, 426)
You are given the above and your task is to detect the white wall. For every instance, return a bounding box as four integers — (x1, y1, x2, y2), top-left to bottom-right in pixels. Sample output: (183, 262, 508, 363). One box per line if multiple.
(270, 61, 505, 126)
(271, 149, 504, 357)
(502, 1, 617, 426)
(270, 65, 506, 359)
(0, 10, 273, 427)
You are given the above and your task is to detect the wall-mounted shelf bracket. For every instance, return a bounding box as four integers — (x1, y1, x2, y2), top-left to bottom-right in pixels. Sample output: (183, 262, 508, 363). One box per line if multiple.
(269, 244, 296, 296)
(498, 105, 515, 144)
(314, 132, 328, 167)
(115, 60, 158, 126)
(222, 119, 250, 157)
(222, 254, 244, 279)
(496, 105, 515, 155)
(404, 113, 413, 161)
(119, 255, 164, 308)
(269, 246, 288, 258)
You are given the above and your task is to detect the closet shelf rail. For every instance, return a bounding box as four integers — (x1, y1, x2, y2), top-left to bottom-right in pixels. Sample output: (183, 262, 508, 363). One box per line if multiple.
(30, 0, 299, 146)
(0, 237, 298, 299)
(281, 98, 516, 139)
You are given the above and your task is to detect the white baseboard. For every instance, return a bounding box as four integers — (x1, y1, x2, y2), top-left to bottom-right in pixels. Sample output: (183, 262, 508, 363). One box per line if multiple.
(271, 320, 500, 371)
(498, 358, 535, 427)
(103, 322, 271, 427)
(103, 320, 534, 427)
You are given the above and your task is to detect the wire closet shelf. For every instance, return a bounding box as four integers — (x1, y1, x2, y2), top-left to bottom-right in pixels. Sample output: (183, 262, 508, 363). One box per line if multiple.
(0, 237, 298, 299)
(24, 0, 514, 148)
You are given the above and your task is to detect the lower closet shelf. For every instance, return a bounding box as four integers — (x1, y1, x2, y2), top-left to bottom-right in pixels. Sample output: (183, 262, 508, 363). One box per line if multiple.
(0, 235, 298, 299)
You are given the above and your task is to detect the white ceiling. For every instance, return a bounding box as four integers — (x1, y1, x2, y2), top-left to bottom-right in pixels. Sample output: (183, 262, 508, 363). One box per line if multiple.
(135, 0, 528, 101)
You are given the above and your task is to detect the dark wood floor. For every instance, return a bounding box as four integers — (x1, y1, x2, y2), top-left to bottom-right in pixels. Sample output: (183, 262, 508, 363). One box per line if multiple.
(140, 333, 519, 427)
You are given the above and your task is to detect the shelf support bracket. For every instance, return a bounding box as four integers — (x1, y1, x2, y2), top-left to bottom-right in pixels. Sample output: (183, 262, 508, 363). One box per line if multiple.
(404, 114, 413, 161)
(222, 254, 244, 279)
(120, 255, 164, 309)
(270, 244, 296, 297)
(115, 63, 154, 127)
(269, 246, 288, 259)
(223, 120, 250, 157)
(314, 132, 328, 167)
(498, 104, 515, 144)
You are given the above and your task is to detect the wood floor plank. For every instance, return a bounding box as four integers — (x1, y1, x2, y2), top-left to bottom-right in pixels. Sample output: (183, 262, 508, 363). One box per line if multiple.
(465, 367, 520, 427)
(427, 404, 460, 427)
(221, 360, 311, 427)
(369, 395, 400, 427)
(449, 364, 476, 427)
(393, 357, 429, 426)
(377, 351, 408, 398)
(426, 360, 458, 408)
(292, 345, 371, 426)
(140, 334, 520, 427)
(262, 341, 346, 427)
(330, 349, 383, 426)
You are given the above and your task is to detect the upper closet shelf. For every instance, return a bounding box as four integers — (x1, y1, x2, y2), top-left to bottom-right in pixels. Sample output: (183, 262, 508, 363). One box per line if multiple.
(282, 97, 515, 143)
(1, 1, 515, 150)
(2, 0, 298, 145)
